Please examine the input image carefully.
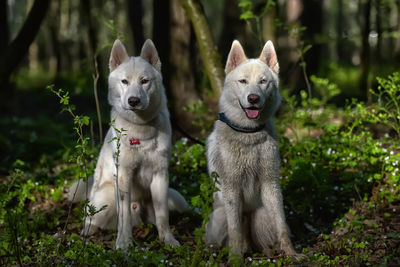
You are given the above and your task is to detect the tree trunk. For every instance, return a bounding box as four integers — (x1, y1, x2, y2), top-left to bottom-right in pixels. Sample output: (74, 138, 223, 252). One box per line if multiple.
(168, 0, 202, 137)
(81, 0, 105, 144)
(179, 0, 224, 98)
(300, 0, 322, 77)
(218, 0, 247, 60)
(153, 0, 170, 68)
(0, 0, 8, 54)
(359, 0, 371, 102)
(0, 0, 51, 90)
(128, 0, 145, 54)
(283, 0, 303, 93)
(394, 0, 400, 61)
(375, 0, 382, 61)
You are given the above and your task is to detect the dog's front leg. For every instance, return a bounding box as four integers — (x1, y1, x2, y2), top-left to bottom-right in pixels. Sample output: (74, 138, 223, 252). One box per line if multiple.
(261, 180, 296, 255)
(222, 185, 244, 255)
(114, 168, 133, 251)
(150, 171, 180, 246)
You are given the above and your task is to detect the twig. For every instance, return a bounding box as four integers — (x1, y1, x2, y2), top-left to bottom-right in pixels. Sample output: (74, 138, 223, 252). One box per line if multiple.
(93, 55, 103, 145)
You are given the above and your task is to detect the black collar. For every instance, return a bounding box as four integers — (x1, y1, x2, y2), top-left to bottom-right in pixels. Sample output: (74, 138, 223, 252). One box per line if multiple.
(218, 113, 265, 133)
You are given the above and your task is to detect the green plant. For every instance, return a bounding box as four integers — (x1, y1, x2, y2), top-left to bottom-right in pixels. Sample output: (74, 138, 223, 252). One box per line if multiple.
(371, 72, 400, 136)
(238, 0, 276, 45)
(191, 172, 219, 261)
(183, 100, 215, 136)
(277, 73, 400, 246)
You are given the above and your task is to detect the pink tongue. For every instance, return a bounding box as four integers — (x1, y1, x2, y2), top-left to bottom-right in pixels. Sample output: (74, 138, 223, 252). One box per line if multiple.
(245, 108, 259, 119)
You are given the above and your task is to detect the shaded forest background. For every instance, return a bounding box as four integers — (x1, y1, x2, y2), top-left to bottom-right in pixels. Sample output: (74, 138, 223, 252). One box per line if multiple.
(1, 0, 400, 168)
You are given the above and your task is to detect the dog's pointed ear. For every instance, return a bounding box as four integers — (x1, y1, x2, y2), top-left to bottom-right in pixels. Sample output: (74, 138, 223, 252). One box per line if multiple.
(109, 39, 129, 72)
(225, 40, 247, 74)
(259, 40, 279, 74)
(140, 39, 161, 72)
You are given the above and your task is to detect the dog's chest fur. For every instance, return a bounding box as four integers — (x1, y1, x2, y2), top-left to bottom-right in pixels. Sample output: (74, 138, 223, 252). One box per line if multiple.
(112, 110, 170, 193)
(208, 121, 280, 210)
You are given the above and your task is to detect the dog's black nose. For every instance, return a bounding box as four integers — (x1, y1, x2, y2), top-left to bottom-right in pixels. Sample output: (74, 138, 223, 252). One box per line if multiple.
(128, 96, 141, 107)
(247, 94, 260, 104)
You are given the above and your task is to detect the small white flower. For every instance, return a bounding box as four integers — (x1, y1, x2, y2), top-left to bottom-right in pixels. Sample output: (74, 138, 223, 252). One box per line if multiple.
(143, 255, 147, 259)
(349, 153, 353, 157)
(390, 151, 394, 155)
(392, 172, 396, 176)
(35, 182, 39, 186)
(312, 163, 316, 167)
(182, 137, 188, 145)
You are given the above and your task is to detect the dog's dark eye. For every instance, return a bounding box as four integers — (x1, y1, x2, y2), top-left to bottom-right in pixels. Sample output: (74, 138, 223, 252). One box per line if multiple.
(141, 78, 149, 85)
(260, 79, 268, 84)
(238, 79, 248, 84)
(121, 79, 129, 85)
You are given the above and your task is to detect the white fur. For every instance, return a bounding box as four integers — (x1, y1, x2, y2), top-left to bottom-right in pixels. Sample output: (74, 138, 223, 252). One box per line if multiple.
(204, 40, 296, 256)
(68, 39, 189, 251)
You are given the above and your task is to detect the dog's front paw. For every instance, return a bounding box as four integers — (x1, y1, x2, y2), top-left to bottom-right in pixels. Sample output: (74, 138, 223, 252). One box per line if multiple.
(163, 232, 180, 247)
(115, 236, 132, 251)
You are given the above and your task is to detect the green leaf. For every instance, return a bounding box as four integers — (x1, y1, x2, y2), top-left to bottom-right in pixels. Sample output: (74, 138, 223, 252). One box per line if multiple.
(240, 10, 254, 20)
(302, 44, 312, 54)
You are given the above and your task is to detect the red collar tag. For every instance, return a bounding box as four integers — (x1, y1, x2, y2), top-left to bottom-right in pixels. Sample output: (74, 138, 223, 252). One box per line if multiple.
(129, 138, 140, 145)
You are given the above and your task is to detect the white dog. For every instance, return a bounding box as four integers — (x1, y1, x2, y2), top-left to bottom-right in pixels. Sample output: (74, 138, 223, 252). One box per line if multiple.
(204, 40, 296, 256)
(69, 39, 189, 251)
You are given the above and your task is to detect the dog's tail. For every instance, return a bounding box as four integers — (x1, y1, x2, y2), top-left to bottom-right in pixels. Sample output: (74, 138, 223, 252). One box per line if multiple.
(168, 188, 190, 213)
(67, 177, 94, 203)
(68, 179, 190, 212)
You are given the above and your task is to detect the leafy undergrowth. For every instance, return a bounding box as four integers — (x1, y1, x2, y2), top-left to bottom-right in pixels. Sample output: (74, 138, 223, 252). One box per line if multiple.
(1, 73, 400, 266)
(1, 145, 399, 266)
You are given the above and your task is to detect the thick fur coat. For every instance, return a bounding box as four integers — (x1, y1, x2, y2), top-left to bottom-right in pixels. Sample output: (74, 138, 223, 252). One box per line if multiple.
(68, 39, 189, 251)
(204, 40, 296, 256)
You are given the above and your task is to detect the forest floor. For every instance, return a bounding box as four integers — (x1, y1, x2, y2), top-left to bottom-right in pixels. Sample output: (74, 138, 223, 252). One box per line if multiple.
(4, 170, 398, 266)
